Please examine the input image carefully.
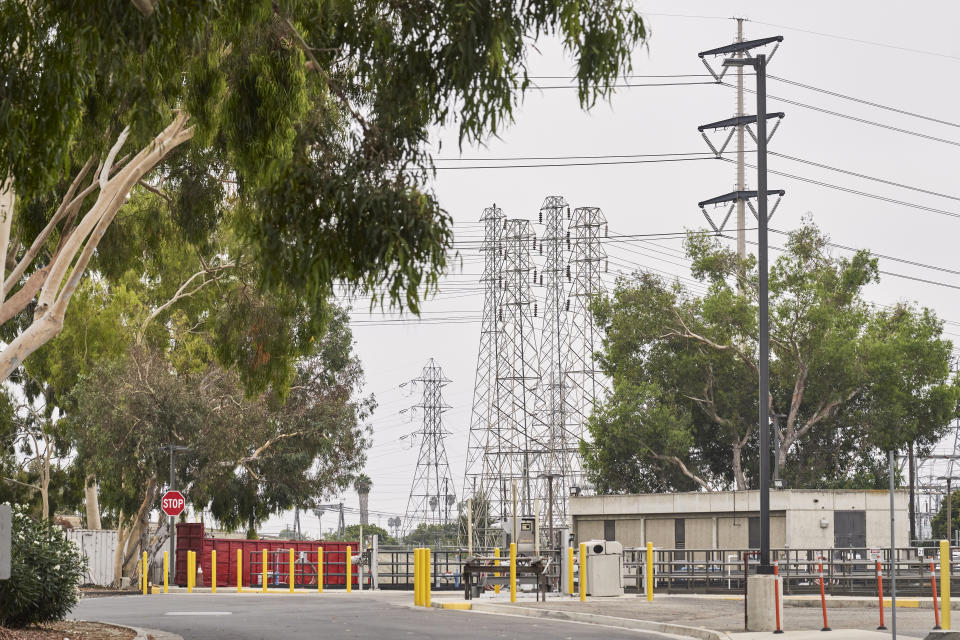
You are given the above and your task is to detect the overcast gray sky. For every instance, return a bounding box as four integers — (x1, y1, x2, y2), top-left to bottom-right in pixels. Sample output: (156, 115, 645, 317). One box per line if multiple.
(261, 1, 960, 537)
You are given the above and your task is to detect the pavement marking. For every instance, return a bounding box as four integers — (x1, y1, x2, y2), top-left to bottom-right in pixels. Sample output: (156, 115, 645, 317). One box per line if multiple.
(442, 602, 472, 610)
(164, 611, 233, 616)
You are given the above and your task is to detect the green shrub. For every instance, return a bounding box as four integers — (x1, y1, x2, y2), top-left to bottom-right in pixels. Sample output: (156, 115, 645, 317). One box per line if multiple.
(0, 506, 86, 628)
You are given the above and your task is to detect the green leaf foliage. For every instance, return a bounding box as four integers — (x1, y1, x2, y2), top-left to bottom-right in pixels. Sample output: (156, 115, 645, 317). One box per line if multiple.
(585, 220, 960, 493)
(0, 506, 86, 628)
(2, 0, 647, 323)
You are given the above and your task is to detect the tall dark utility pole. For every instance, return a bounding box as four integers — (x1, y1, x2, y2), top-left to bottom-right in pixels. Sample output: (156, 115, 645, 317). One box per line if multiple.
(698, 35, 783, 575)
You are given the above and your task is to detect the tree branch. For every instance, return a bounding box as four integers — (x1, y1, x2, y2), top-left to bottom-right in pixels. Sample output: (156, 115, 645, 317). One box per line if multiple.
(137, 262, 236, 343)
(650, 452, 713, 491)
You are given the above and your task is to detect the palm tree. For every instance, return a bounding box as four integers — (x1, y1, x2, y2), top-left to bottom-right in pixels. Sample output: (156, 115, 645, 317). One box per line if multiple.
(355, 474, 372, 525)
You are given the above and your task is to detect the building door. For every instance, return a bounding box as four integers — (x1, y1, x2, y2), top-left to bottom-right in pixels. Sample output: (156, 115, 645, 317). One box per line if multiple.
(603, 520, 616, 542)
(674, 518, 686, 562)
(834, 510, 866, 549)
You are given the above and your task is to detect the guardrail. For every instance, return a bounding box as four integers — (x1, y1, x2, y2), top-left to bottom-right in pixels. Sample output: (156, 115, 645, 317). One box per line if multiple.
(374, 545, 955, 596)
(622, 546, 953, 596)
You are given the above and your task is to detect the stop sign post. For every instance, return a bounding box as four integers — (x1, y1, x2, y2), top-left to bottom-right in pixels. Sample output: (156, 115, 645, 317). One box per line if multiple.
(161, 491, 185, 517)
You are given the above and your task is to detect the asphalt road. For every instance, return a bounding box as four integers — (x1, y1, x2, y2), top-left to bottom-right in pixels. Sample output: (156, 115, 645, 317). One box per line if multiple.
(70, 592, 675, 639)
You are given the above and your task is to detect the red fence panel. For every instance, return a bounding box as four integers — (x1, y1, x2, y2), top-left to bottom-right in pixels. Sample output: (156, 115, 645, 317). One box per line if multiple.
(174, 523, 360, 588)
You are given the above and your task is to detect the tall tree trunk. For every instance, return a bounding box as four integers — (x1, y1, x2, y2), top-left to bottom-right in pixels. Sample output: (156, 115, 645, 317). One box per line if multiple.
(909, 441, 916, 543)
(0, 178, 14, 303)
(732, 442, 748, 490)
(40, 433, 52, 520)
(85, 473, 102, 529)
(359, 490, 369, 525)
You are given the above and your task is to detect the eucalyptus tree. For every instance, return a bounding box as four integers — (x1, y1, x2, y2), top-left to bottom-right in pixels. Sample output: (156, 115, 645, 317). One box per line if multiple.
(0, 0, 647, 381)
(585, 222, 959, 493)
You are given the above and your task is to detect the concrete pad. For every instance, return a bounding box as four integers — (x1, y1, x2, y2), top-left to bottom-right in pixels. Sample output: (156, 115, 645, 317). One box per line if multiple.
(733, 632, 888, 639)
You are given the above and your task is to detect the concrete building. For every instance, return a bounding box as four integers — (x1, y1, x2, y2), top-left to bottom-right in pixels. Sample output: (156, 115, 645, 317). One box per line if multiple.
(571, 489, 908, 552)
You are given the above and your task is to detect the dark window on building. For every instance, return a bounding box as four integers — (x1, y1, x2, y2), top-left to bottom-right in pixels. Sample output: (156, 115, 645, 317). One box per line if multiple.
(834, 510, 866, 550)
(674, 518, 686, 561)
(603, 519, 616, 542)
(748, 517, 760, 549)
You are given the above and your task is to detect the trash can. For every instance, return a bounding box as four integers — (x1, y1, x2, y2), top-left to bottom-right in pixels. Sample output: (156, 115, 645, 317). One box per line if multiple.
(584, 539, 623, 596)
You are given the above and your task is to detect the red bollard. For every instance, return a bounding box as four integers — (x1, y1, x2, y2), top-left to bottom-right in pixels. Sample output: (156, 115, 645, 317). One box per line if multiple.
(930, 561, 942, 630)
(818, 559, 831, 632)
(876, 561, 887, 631)
(774, 563, 784, 634)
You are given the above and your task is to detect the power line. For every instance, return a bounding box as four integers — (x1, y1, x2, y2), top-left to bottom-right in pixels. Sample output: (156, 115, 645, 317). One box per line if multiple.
(769, 151, 960, 203)
(722, 157, 960, 220)
(430, 155, 719, 170)
(720, 82, 960, 148)
(768, 75, 960, 129)
(747, 19, 960, 62)
(529, 81, 716, 89)
(435, 150, 733, 162)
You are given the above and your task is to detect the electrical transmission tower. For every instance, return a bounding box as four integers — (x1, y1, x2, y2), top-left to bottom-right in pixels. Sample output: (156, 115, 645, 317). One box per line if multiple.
(462, 204, 505, 547)
(463, 215, 545, 546)
(563, 206, 608, 492)
(402, 359, 457, 536)
(535, 196, 574, 531)
(490, 218, 545, 527)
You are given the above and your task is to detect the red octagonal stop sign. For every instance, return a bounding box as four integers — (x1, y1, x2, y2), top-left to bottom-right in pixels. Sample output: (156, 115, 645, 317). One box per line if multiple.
(161, 490, 185, 517)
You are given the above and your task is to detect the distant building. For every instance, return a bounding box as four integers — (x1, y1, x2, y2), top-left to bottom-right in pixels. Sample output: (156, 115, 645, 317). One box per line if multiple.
(571, 489, 908, 551)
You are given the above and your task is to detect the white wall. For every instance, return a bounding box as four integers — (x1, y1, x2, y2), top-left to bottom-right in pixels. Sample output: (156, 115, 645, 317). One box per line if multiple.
(65, 529, 118, 586)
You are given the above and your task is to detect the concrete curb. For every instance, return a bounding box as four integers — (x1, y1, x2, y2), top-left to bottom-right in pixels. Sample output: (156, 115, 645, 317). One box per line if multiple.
(467, 603, 733, 640)
(74, 620, 183, 640)
(130, 626, 184, 640)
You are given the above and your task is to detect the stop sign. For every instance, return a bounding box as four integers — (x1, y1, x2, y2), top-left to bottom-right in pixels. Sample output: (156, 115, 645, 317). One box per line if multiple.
(161, 490, 186, 517)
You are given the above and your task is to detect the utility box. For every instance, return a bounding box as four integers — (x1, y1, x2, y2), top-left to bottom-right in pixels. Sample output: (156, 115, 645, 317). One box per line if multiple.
(584, 539, 623, 596)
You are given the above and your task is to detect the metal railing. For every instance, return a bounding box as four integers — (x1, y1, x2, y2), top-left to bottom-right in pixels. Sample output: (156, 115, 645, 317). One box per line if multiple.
(623, 546, 951, 596)
(373, 545, 950, 596)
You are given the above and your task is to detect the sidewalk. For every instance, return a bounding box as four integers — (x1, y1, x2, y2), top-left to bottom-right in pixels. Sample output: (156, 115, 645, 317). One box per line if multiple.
(428, 593, 943, 639)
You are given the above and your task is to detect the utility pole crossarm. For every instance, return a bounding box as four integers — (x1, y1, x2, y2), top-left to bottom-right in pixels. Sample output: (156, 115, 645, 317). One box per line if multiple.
(698, 35, 784, 58)
(699, 113, 785, 132)
(698, 190, 786, 208)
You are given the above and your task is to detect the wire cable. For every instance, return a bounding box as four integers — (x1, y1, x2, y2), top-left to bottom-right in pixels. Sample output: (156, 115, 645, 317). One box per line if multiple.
(768, 75, 960, 129)
(722, 157, 960, 220)
(720, 82, 960, 149)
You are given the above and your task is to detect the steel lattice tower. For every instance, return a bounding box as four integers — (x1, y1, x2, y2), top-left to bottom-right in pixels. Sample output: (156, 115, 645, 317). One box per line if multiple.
(564, 206, 608, 491)
(461, 204, 505, 547)
(490, 218, 545, 525)
(402, 359, 458, 535)
(534, 196, 574, 531)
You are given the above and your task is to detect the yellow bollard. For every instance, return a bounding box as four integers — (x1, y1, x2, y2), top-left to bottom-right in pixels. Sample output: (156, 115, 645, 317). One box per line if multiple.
(142, 551, 148, 595)
(187, 551, 194, 593)
(567, 547, 574, 595)
(211, 550, 216, 594)
(494, 547, 501, 594)
(262, 549, 268, 593)
(940, 540, 951, 629)
(289, 548, 295, 593)
(414, 548, 421, 606)
(509, 543, 517, 603)
(237, 549, 242, 592)
(163, 551, 169, 594)
(579, 542, 587, 602)
(646, 541, 654, 602)
(346, 545, 352, 593)
(425, 548, 432, 608)
(318, 547, 324, 593)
